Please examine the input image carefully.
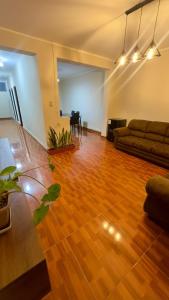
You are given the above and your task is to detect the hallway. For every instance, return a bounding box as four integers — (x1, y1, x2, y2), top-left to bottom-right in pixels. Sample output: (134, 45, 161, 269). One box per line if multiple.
(0, 119, 169, 300)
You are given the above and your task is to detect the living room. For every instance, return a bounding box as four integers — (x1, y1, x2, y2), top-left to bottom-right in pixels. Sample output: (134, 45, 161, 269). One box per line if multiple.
(0, 1, 169, 300)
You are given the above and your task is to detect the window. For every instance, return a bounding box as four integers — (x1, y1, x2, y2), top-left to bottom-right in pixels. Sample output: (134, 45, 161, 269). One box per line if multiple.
(0, 82, 7, 92)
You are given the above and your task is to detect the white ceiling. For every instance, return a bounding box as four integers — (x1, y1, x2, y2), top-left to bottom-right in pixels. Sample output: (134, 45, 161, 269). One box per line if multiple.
(58, 61, 100, 79)
(0, 0, 169, 58)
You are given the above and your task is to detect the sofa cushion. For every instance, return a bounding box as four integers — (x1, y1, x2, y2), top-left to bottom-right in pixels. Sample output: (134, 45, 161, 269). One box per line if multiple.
(164, 173, 169, 179)
(152, 143, 169, 159)
(166, 127, 169, 137)
(128, 119, 150, 132)
(146, 121, 169, 135)
(118, 136, 139, 147)
(130, 130, 145, 138)
(133, 138, 156, 152)
(118, 136, 155, 152)
(144, 133, 164, 142)
(164, 137, 169, 144)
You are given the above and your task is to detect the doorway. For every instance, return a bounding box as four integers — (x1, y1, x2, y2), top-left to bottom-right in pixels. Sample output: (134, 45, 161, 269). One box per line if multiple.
(0, 49, 46, 147)
(57, 60, 105, 134)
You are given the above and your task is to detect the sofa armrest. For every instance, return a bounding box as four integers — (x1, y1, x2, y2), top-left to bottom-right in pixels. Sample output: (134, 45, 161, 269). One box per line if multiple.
(113, 127, 130, 137)
(146, 175, 169, 202)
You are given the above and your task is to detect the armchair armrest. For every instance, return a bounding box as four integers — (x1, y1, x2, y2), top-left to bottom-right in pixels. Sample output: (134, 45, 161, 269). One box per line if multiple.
(146, 175, 169, 202)
(113, 127, 130, 137)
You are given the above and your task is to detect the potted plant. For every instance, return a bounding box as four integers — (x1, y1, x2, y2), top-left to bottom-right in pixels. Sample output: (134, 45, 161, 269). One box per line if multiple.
(47, 127, 75, 155)
(0, 162, 60, 234)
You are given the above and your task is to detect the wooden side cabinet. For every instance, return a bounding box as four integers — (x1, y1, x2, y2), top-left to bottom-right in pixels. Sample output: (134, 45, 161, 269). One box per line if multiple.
(107, 118, 127, 142)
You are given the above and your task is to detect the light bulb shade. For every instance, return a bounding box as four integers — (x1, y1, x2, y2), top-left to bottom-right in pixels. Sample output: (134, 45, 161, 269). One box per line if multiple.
(131, 48, 143, 63)
(115, 53, 128, 66)
(144, 42, 161, 60)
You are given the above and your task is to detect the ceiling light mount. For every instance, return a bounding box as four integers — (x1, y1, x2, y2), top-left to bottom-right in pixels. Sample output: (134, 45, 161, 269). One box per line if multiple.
(125, 0, 155, 15)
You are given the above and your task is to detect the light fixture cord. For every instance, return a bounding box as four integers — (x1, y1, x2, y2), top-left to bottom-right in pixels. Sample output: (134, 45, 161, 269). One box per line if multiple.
(153, 0, 161, 40)
(123, 14, 128, 51)
(137, 7, 143, 41)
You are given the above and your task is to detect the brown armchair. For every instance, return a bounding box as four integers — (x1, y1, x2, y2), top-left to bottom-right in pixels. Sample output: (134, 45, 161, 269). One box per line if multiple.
(144, 174, 169, 229)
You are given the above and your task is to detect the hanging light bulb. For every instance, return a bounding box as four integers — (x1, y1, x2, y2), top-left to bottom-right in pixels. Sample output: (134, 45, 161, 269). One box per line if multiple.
(131, 8, 143, 64)
(132, 51, 139, 63)
(145, 42, 156, 60)
(144, 0, 161, 60)
(131, 48, 143, 63)
(115, 15, 128, 66)
(119, 53, 127, 66)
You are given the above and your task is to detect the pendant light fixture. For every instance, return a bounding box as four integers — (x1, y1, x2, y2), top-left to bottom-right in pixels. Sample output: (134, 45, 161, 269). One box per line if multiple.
(116, 14, 128, 66)
(145, 0, 161, 60)
(115, 0, 162, 67)
(131, 8, 143, 63)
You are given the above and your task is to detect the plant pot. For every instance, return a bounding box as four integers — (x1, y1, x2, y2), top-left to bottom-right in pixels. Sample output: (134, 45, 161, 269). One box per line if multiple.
(47, 144, 75, 155)
(0, 204, 11, 234)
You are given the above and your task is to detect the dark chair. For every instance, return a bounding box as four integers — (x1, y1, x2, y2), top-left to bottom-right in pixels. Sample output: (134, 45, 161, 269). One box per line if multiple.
(70, 111, 81, 133)
(144, 173, 169, 230)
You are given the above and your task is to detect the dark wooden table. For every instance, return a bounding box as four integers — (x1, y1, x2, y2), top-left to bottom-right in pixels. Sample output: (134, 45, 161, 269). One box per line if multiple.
(0, 138, 51, 300)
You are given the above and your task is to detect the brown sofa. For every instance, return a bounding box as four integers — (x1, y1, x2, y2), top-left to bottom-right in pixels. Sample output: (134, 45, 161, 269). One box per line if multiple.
(114, 119, 169, 168)
(144, 174, 169, 229)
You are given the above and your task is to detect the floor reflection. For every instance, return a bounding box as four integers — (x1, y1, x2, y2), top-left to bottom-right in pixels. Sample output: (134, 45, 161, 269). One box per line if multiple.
(102, 220, 122, 241)
(0, 119, 48, 172)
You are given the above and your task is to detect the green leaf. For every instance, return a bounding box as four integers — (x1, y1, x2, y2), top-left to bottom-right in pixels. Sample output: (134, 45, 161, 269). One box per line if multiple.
(41, 184, 61, 203)
(49, 163, 55, 172)
(48, 183, 61, 195)
(12, 171, 23, 181)
(0, 180, 4, 189)
(33, 203, 49, 225)
(0, 166, 16, 176)
(3, 180, 21, 192)
(48, 159, 55, 172)
(41, 193, 56, 202)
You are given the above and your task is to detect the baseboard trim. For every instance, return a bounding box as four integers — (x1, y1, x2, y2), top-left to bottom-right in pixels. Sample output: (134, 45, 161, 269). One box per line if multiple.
(83, 127, 101, 135)
(0, 117, 13, 120)
(23, 127, 47, 150)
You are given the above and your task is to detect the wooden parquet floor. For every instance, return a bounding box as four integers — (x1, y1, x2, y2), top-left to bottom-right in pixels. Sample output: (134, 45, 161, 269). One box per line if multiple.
(1, 120, 169, 300)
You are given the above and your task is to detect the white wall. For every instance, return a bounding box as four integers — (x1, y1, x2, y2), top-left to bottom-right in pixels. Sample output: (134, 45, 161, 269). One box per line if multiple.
(108, 50, 169, 124)
(60, 70, 105, 132)
(10, 55, 46, 147)
(0, 80, 12, 118)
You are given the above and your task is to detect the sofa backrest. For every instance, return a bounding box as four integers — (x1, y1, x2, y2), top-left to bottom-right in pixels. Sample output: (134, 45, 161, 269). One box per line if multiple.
(128, 119, 169, 143)
(128, 119, 150, 132)
(145, 121, 169, 143)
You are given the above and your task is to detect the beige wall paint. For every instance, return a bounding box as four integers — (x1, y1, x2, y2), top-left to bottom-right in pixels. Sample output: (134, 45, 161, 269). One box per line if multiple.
(107, 50, 169, 124)
(0, 26, 112, 145)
